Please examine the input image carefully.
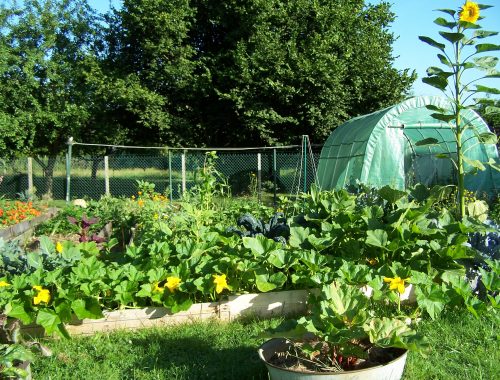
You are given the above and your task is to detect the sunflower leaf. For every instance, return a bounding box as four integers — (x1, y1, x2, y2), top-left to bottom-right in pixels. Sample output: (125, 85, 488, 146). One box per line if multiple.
(418, 36, 446, 51)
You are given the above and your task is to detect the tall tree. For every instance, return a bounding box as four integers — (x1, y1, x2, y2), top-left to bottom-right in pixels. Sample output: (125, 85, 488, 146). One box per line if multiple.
(0, 0, 99, 195)
(105, 0, 415, 147)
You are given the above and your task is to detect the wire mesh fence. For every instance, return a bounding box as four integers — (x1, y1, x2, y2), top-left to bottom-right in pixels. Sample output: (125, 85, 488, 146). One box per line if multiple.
(0, 144, 321, 203)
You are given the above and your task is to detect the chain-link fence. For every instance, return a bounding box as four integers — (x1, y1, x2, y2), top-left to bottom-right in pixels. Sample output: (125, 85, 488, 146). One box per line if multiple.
(0, 143, 321, 203)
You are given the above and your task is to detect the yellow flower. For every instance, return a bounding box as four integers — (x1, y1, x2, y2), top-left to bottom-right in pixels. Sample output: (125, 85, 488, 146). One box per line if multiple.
(213, 274, 229, 294)
(153, 282, 164, 293)
(165, 276, 181, 293)
(367, 258, 378, 266)
(153, 213, 159, 220)
(0, 280, 10, 287)
(459, 1, 480, 23)
(138, 191, 142, 196)
(33, 286, 51, 305)
(138, 199, 144, 207)
(383, 276, 409, 294)
(56, 242, 63, 254)
(131, 195, 135, 200)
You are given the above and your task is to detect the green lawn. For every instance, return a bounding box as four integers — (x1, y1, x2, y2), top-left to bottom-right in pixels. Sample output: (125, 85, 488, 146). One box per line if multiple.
(30, 310, 499, 380)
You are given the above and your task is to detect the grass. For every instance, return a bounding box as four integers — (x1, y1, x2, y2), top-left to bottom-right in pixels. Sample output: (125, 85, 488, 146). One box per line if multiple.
(30, 310, 499, 380)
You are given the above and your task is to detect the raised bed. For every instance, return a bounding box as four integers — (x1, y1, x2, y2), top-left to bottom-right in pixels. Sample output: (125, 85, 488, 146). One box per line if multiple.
(0, 208, 59, 243)
(21, 289, 310, 337)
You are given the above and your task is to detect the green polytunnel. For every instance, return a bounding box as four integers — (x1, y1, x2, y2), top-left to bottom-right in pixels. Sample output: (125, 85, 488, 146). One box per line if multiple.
(317, 96, 500, 194)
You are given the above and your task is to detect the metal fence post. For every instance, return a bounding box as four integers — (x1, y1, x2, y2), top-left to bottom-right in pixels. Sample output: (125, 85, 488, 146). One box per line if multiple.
(181, 151, 186, 195)
(27, 157, 33, 199)
(65, 137, 73, 203)
(303, 136, 308, 193)
(273, 149, 277, 207)
(168, 151, 173, 201)
(257, 153, 262, 203)
(104, 156, 110, 196)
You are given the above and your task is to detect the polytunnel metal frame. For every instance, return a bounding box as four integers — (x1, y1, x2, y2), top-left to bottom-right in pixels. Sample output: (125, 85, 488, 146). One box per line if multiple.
(317, 96, 500, 194)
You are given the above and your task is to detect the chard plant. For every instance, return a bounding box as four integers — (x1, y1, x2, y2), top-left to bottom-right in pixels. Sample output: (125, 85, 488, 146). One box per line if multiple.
(419, 1, 500, 219)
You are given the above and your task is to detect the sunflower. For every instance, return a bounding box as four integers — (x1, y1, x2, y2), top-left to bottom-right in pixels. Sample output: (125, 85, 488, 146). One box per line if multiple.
(459, 1, 480, 23)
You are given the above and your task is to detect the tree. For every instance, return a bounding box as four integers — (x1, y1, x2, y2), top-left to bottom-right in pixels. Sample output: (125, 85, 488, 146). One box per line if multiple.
(105, 0, 415, 147)
(0, 0, 100, 196)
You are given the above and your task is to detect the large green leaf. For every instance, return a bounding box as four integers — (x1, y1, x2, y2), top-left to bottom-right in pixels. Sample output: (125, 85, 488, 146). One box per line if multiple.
(364, 317, 412, 347)
(418, 36, 446, 51)
(4, 301, 33, 325)
(289, 227, 310, 249)
(267, 250, 291, 268)
(435, 8, 456, 17)
(437, 54, 452, 67)
(475, 43, 500, 53)
(426, 66, 454, 78)
(475, 85, 500, 94)
(462, 156, 486, 171)
(254, 268, 286, 292)
(38, 236, 55, 256)
(422, 76, 448, 91)
(478, 132, 498, 144)
(323, 282, 367, 319)
(439, 31, 464, 43)
(415, 284, 448, 319)
(365, 229, 388, 248)
(378, 186, 407, 203)
(71, 298, 104, 320)
(243, 235, 279, 256)
(36, 308, 62, 335)
(431, 112, 455, 122)
(473, 56, 498, 70)
(434, 17, 456, 29)
(479, 268, 500, 292)
(474, 30, 498, 39)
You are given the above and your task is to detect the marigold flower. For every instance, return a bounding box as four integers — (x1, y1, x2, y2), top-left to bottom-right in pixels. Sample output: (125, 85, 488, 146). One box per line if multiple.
(459, 1, 480, 23)
(33, 286, 51, 305)
(165, 276, 181, 293)
(213, 274, 229, 294)
(56, 241, 63, 254)
(383, 276, 409, 294)
(0, 280, 10, 287)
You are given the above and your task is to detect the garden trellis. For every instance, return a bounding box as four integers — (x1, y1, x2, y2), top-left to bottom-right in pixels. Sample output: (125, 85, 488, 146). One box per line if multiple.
(317, 96, 500, 194)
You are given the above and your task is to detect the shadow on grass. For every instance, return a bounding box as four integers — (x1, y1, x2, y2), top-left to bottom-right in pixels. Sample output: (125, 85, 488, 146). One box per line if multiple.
(123, 334, 268, 380)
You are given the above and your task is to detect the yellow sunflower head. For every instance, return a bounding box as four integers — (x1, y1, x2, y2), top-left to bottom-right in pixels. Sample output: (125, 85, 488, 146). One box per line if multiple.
(459, 1, 480, 23)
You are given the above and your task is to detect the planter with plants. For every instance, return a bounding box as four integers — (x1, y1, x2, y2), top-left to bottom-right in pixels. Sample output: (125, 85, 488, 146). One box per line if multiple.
(258, 281, 426, 380)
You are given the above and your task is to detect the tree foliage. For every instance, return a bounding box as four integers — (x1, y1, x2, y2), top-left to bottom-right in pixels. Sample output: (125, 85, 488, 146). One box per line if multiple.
(0, 0, 415, 156)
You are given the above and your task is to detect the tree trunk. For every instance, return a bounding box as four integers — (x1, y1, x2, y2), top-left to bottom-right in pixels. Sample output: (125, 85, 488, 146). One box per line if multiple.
(43, 157, 57, 199)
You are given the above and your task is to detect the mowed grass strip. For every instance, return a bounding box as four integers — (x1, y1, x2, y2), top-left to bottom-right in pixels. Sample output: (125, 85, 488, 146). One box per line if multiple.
(31, 310, 499, 380)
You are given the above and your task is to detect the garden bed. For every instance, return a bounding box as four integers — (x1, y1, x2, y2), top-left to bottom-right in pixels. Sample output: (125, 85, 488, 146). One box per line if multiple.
(20, 289, 310, 337)
(0, 207, 59, 243)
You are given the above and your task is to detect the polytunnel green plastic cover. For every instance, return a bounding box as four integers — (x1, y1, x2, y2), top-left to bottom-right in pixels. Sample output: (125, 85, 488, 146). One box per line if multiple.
(317, 96, 500, 194)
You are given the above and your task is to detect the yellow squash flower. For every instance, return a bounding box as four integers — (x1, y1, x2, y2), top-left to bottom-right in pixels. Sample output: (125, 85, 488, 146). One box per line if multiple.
(383, 276, 409, 294)
(165, 276, 181, 293)
(0, 280, 10, 287)
(367, 258, 378, 266)
(56, 241, 63, 254)
(33, 286, 51, 305)
(459, 1, 480, 23)
(213, 274, 229, 294)
(153, 282, 165, 293)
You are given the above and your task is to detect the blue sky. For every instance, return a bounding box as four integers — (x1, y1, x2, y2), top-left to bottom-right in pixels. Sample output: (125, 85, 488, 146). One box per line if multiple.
(89, 0, 500, 97)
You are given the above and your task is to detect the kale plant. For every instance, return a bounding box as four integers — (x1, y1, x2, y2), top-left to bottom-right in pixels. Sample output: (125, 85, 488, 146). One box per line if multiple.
(227, 212, 290, 245)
